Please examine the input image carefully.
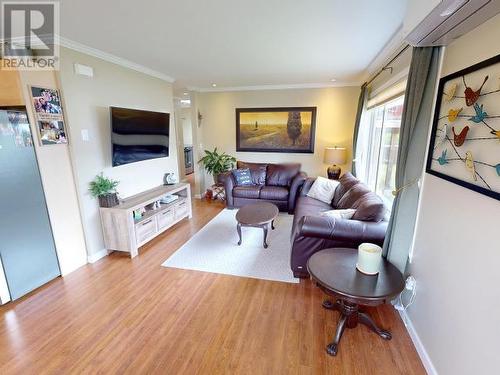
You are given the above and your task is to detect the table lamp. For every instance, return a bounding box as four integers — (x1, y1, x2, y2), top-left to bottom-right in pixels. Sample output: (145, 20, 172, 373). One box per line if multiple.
(324, 147, 347, 180)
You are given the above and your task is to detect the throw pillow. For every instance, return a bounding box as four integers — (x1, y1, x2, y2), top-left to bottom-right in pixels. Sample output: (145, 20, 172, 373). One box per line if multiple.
(232, 168, 253, 186)
(320, 208, 356, 220)
(307, 176, 340, 204)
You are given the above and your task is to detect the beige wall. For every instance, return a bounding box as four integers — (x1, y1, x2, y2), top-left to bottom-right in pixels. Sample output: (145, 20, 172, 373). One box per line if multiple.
(59, 48, 179, 258)
(409, 14, 500, 375)
(0, 68, 88, 276)
(196, 87, 359, 190)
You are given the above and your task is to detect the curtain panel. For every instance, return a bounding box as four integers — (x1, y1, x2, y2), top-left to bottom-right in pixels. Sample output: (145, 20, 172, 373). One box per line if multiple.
(383, 46, 442, 273)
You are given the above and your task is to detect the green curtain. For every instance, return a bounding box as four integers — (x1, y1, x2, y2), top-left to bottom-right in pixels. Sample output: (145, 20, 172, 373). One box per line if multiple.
(383, 47, 441, 273)
(351, 83, 368, 176)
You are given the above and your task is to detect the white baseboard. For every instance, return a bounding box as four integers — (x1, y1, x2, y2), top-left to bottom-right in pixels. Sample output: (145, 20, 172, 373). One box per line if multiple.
(398, 309, 438, 375)
(194, 194, 202, 199)
(87, 249, 108, 263)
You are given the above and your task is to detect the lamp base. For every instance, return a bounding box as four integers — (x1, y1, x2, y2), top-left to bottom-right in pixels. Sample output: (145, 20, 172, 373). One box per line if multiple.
(327, 165, 341, 180)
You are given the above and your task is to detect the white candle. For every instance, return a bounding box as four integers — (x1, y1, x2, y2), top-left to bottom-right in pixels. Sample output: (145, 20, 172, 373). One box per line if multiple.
(357, 243, 382, 275)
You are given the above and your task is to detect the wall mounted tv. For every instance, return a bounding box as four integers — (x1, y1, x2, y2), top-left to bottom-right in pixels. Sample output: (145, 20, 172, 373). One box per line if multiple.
(111, 107, 170, 167)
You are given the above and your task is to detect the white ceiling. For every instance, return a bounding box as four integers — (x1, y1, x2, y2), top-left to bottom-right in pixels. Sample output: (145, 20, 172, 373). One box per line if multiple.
(60, 0, 407, 90)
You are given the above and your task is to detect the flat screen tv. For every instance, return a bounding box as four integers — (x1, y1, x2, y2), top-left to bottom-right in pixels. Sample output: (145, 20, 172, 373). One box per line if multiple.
(111, 107, 170, 167)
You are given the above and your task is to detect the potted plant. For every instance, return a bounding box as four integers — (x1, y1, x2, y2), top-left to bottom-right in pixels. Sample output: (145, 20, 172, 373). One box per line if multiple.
(89, 174, 120, 208)
(198, 148, 236, 184)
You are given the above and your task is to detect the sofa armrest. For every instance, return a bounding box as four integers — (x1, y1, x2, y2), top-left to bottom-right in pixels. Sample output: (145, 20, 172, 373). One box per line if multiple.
(221, 171, 236, 208)
(300, 177, 316, 196)
(288, 171, 307, 214)
(298, 215, 387, 246)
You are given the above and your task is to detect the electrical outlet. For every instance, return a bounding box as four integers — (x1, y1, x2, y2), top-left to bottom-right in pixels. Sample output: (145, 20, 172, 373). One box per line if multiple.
(405, 276, 416, 291)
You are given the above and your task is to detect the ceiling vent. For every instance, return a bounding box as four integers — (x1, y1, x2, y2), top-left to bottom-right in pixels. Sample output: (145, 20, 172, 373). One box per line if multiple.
(406, 0, 500, 46)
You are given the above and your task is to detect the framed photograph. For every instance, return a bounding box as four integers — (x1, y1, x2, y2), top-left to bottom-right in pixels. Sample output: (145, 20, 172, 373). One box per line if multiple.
(426, 54, 500, 201)
(37, 120, 67, 145)
(236, 107, 316, 153)
(29, 86, 68, 145)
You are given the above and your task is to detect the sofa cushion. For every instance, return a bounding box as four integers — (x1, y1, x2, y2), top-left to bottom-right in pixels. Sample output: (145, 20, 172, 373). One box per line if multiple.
(237, 161, 267, 185)
(351, 193, 386, 222)
(306, 177, 340, 204)
(320, 208, 356, 220)
(233, 185, 261, 199)
(336, 183, 371, 209)
(232, 168, 253, 186)
(260, 186, 289, 201)
(267, 163, 301, 187)
(332, 172, 360, 207)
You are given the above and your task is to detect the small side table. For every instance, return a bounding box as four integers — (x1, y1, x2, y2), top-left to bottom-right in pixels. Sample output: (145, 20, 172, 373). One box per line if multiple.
(307, 248, 404, 356)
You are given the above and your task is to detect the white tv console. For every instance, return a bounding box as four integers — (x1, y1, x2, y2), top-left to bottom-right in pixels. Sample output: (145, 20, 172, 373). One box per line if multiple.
(99, 183, 192, 258)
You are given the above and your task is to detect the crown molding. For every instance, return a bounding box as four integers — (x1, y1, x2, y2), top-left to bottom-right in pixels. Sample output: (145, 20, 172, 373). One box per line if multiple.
(189, 81, 361, 93)
(58, 36, 175, 83)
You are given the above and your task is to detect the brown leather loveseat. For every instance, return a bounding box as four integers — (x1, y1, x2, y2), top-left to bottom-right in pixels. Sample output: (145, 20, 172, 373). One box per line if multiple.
(290, 173, 388, 278)
(223, 161, 307, 214)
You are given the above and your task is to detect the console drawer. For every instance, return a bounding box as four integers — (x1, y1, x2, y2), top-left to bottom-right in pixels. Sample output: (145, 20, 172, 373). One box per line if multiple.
(135, 217, 157, 244)
(157, 208, 174, 230)
(175, 200, 188, 220)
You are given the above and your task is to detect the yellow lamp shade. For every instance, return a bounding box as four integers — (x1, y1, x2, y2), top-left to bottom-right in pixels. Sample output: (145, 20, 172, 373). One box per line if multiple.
(324, 147, 347, 165)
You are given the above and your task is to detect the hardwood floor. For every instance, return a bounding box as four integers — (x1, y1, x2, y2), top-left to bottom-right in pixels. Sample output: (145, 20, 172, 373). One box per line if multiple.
(0, 199, 425, 374)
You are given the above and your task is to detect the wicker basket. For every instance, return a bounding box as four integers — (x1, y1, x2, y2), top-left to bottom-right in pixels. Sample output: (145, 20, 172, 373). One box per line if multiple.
(98, 193, 119, 208)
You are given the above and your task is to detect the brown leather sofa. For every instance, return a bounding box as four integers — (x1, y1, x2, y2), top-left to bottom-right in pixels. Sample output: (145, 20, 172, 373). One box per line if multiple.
(291, 173, 388, 278)
(222, 161, 307, 214)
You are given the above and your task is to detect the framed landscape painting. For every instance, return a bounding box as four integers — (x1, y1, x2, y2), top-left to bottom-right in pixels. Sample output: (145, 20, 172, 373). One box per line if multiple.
(236, 107, 316, 153)
(426, 54, 500, 201)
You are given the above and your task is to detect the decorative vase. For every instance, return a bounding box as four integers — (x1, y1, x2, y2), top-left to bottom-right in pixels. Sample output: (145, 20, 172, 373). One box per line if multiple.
(98, 193, 119, 208)
(356, 243, 382, 275)
(214, 173, 226, 185)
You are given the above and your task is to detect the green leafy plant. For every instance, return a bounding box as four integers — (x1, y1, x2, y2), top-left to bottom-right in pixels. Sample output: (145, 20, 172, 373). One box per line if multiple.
(89, 174, 119, 197)
(198, 148, 236, 180)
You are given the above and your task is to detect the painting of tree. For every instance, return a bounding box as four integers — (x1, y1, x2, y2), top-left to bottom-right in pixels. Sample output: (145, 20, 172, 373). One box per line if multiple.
(287, 111, 302, 145)
(236, 107, 316, 153)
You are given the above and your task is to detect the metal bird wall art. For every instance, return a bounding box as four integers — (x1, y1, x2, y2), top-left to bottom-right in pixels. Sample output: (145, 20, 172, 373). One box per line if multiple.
(437, 149, 449, 165)
(447, 107, 463, 122)
(443, 83, 457, 102)
(452, 126, 469, 147)
(463, 75, 488, 106)
(436, 124, 448, 145)
(465, 151, 477, 181)
(468, 103, 488, 123)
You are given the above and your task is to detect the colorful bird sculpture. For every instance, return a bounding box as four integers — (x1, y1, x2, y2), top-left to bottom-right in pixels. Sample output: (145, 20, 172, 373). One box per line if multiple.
(447, 108, 463, 122)
(443, 83, 457, 102)
(437, 150, 449, 165)
(463, 75, 488, 106)
(468, 103, 488, 123)
(490, 130, 500, 140)
(452, 126, 469, 147)
(436, 124, 448, 145)
(465, 151, 477, 181)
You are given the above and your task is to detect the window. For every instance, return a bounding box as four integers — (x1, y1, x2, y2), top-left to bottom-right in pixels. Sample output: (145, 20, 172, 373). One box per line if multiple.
(356, 96, 404, 207)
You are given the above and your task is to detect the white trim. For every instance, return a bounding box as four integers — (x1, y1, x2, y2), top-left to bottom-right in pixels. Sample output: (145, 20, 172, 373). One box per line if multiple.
(189, 81, 361, 93)
(87, 249, 108, 264)
(194, 194, 202, 199)
(0, 257, 11, 305)
(58, 36, 176, 83)
(398, 309, 438, 375)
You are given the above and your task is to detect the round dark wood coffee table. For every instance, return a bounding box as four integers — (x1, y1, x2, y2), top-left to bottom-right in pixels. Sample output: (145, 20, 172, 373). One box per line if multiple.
(307, 248, 404, 356)
(235, 202, 279, 248)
